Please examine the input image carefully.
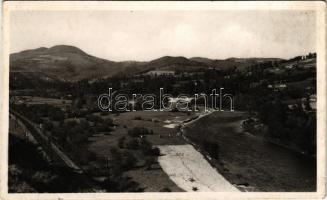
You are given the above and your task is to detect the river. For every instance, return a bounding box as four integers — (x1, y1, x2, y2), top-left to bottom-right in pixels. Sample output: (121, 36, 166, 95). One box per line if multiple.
(184, 111, 316, 192)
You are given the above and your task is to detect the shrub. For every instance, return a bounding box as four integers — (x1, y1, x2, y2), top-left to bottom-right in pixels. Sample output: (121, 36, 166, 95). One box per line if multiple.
(86, 114, 103, 123)
(109, 147, 123, 176)
(122, 151, 138, 170)
(126, 138, 139, 150)
(144, 157, 155, 170)
(50, 110, 64, 121)
(139, 139, 160, 156)
(127, 127, 150, 137)
(100, 112, 109, 116)
(43, 121, 53, 131)
(134, 116, 142, 120)
(151, 147, 161, 156)
(103, 118, 114, 126)
(140, 139, 152, 155)
(118, 136, 126, 148)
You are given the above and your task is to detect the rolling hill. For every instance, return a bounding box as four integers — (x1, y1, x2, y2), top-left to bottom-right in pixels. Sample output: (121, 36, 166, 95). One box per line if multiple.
(190, 57, 283, 71)
(10, 45, 132, 81)
(10, 45, 283, 82)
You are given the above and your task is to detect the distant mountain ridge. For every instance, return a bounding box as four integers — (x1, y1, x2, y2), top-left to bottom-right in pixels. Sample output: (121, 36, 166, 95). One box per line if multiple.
(10, 45, 283, 82)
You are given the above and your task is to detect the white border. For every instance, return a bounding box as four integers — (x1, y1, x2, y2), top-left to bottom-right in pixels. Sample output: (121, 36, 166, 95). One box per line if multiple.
(1, 1, 326, 200)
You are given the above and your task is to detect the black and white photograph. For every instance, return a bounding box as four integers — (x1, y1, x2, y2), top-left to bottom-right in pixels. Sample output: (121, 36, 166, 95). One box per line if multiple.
(0, 1, 326, 199)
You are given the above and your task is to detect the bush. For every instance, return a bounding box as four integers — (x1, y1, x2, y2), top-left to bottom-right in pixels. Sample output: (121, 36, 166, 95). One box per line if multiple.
(134, 116, 142, 120)
(118, 136, 126, 148)
(50, 110, 64, 121)
(86, 114, 103, 123)
(122, 151, 138, 170)
(126, 138, 139, 150)
(144, 157, 155, 170)
(140, 139, 152, 155)
(151, 147, 161, 156)
(100, 112, 109, 116)
(103, 118, 114, 126)
(43, 121, 53, 131)
(109, 147, 123, 176)
(139, 139, 160, 156)
(127, 127, 150, 137)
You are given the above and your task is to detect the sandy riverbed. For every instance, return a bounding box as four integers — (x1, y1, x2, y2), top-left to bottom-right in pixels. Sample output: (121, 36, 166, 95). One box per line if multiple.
(157, 144, 239, 192)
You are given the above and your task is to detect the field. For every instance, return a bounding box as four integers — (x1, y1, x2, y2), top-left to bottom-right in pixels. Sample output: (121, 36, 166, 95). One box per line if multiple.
(86, 108, 242, 192)
(12, 96, 72, 105)
(87, 110, 199, 192)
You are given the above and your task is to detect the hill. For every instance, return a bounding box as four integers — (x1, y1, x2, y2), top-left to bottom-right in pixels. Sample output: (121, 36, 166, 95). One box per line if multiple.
(10, 45, 136, 81)
(10, 45, 283, 81)
(190, 57, 283, 71)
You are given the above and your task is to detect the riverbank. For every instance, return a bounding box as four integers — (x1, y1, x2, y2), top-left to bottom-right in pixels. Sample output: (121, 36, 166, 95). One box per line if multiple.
(157, 109, 239, 192)
(183, 111, 316, 192)
(157, 144, 239, 192)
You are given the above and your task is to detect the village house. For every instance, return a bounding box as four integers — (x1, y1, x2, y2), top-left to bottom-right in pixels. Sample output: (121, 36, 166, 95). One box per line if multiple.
(249, 80, 264, 88)
(120, 81, 128, 88)
(309, 94, 317, 110)
(267, 83, 287, 91)
(285, 65, 294, 69)
(132, 78, 145, 84)
(145, 70, 175, 77)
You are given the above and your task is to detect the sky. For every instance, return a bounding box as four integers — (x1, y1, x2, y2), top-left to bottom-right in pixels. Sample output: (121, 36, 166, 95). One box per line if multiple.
(10, 10, 316, 61)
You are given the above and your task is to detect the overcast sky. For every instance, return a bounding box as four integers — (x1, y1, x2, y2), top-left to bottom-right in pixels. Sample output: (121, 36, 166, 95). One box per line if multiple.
(10, 10, 316, 61)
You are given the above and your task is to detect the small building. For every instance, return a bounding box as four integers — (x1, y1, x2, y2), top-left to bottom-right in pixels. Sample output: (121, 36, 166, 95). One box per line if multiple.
(275, 83, 287, 89)
(132, 78, 144, 84)
(309, 94, 317, 110)
(120, 81, 128, 88)
(268, 83, 287, 91)
(145, 70, 175, 77)
(285, 65, 294, 69)
(249, 82, 261, 88)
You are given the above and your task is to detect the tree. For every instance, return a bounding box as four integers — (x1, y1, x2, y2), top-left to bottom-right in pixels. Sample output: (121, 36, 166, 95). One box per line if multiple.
(128, 127, 150, 137)
(118, 136, 126, 148)
(144, 157, 155, 170)
(140, 138, 152, 155)
(43, 121, 53, 131)
(109, 147, 123, 176)
(122, 151, 138, 170)
(126, 138, 139, 149)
